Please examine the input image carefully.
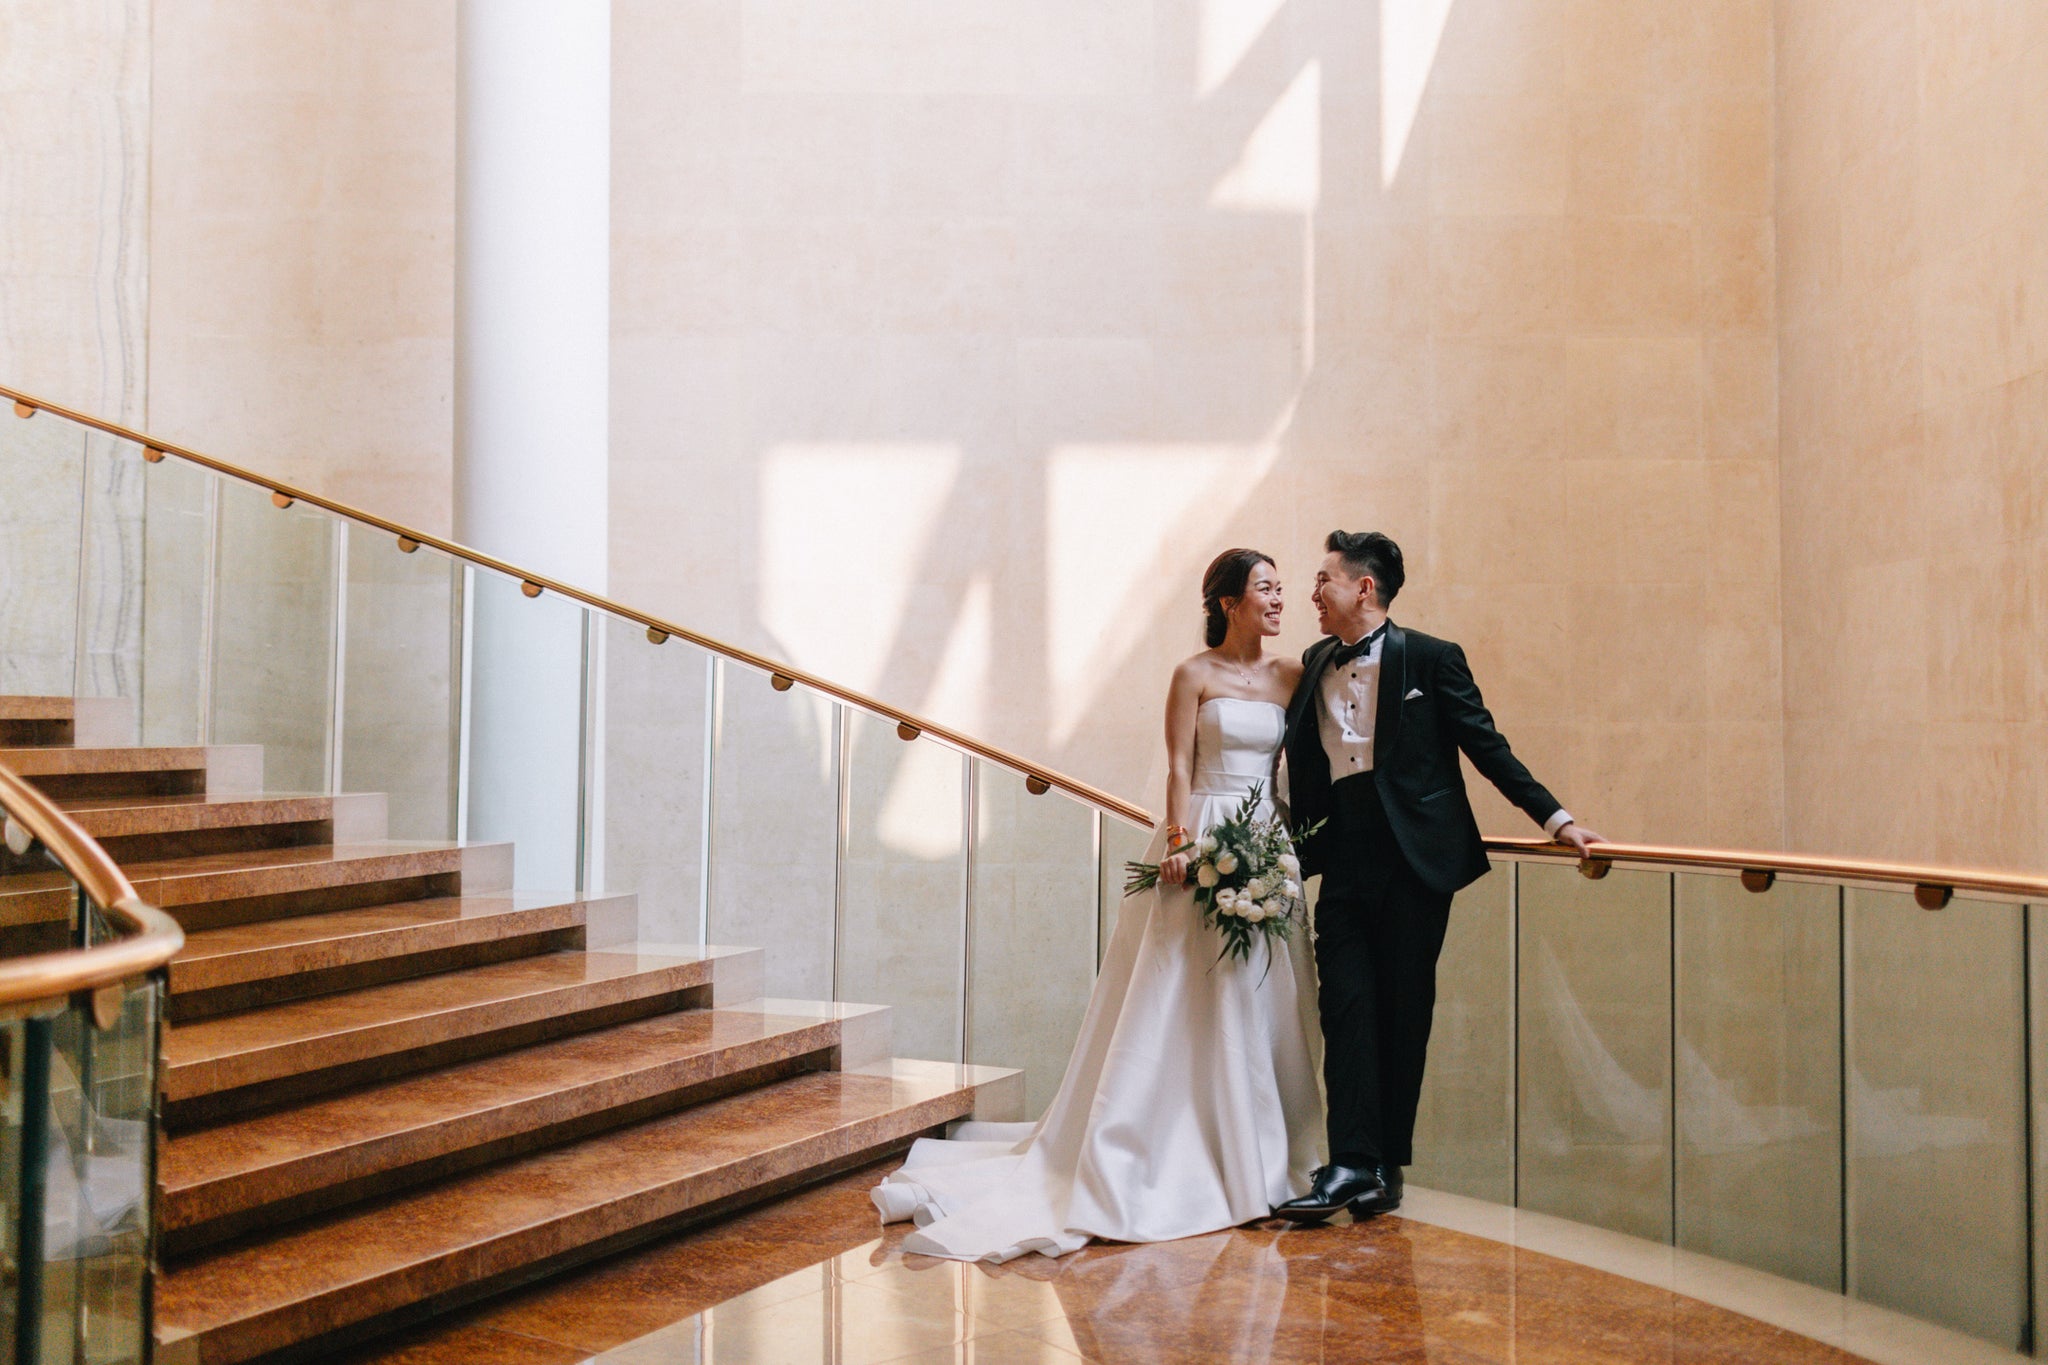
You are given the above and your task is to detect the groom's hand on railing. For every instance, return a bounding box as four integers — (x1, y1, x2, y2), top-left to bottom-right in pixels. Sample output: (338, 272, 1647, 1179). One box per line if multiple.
(1553, 821, 1605, 856)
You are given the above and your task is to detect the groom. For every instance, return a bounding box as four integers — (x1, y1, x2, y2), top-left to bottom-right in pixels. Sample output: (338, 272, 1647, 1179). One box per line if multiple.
(1273, 530, 1602, 1223)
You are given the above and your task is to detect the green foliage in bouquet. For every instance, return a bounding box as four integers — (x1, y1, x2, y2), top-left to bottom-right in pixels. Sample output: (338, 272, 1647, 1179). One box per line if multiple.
(1124, 783, 1323, 976)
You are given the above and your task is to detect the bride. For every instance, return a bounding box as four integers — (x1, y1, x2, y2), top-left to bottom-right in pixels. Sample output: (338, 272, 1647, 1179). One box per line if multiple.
(872, 548, 1324, 1262)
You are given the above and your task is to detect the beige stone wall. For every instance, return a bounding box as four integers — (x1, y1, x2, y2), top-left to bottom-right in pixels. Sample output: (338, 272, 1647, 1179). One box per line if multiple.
(146, 0, 457, 532)
(609, 0, 1785, 850)
(1775, 1, 2048, 868)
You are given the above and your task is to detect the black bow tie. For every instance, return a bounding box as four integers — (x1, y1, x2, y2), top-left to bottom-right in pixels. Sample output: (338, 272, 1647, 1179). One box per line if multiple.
(1331, 624, 1387, 667)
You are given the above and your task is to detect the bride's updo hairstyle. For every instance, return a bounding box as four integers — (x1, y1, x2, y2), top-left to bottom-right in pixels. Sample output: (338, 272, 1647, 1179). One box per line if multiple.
(1200, 548, 1275, 648)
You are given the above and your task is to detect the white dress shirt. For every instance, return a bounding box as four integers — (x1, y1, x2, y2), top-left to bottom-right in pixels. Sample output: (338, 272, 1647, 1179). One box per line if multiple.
(1319, 627, 1573, 836)
(1316, 630, 1384, 778)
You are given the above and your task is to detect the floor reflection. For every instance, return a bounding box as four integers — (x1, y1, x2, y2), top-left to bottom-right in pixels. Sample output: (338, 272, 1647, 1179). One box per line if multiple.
(347, 1162, 1878, 1365)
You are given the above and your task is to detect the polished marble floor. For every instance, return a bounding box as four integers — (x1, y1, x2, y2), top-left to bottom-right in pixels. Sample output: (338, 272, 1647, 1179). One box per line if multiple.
(344, 1161, 1897, 1365)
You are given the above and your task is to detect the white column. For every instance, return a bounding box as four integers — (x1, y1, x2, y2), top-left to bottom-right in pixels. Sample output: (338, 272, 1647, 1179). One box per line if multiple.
(455, 0, 609, 892)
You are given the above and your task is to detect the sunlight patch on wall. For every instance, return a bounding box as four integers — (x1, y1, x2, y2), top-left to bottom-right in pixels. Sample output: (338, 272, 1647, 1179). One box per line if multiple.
(876, 716, 968, 861)
(1210, 60, 1321, 213)
(1047, 442, 1272, 747)
(1382, 0, 1455, 186)
(761, 442, 962, 694)
(1198, 0, 1289, 96)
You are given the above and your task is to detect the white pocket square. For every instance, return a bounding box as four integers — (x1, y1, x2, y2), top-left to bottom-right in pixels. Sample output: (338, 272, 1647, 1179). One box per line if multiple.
(1404, 688, 1425, 700)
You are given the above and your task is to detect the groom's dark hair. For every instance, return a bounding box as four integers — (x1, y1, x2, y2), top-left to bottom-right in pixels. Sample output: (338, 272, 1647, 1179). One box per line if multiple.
(1326, 530, 1404, 607)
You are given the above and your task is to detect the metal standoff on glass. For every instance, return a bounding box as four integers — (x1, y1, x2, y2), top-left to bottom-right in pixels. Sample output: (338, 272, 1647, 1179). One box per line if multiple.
(1025, 775, 1052, 795)
(1578, 855, 1612, 880)
(770, 672, 795, 692)
(271, 491, 294, 509)
(1740, 868, 1776, 893)
(897, 721, 921, 741)
(11, 399, 33, 418)
(647, 626, 669, 645)
(520, 580, 544, 599)
(144, 446, 167, 463)
(396, 535, 420, 554)
(1914, 882, 1953, 910)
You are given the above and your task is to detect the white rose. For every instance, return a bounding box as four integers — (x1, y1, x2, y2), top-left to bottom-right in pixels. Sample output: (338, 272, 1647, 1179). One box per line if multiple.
(1216, 891, 1240, 916)
(1281, 879, 1301, 899)
(1199, 834, 1219, 856)
(1243, 902, 1266, 923)
(1214, 851, 1239, 875)
(1279, 853, 1301, 878)
(1196, 862, 1220, 888)
(1243, 876, 1269, 901)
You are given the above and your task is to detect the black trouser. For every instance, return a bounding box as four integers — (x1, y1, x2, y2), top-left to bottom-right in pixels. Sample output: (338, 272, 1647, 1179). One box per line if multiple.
(1312, 772, 1453, 1170)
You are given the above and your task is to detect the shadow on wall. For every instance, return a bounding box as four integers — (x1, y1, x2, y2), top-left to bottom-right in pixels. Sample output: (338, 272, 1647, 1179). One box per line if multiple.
(609, 0, 1785, 863)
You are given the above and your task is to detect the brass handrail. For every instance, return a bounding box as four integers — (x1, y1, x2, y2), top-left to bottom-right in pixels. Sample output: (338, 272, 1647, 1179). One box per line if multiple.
(13, 383, 2046, 907)
(1486, 835, 2048, 904)
(1, 383, 1151, 827)
(0, 762, 184, 1006)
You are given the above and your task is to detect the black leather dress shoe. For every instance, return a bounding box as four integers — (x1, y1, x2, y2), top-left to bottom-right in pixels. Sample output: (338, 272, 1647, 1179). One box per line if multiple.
(1349, 1163, 1403, 1217)
(1273, 1164, 1386, 1223)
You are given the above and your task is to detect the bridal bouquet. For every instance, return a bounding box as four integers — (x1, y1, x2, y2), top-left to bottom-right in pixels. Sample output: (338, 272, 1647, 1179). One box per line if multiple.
(1123, 783, 1320, 970)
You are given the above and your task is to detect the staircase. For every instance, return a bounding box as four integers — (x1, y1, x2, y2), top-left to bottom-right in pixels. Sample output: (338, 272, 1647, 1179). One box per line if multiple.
(0, 695, 1019, 1365)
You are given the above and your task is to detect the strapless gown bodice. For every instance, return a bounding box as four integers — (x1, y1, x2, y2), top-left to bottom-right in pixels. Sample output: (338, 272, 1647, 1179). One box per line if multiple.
(1189, 697, 1286, 802)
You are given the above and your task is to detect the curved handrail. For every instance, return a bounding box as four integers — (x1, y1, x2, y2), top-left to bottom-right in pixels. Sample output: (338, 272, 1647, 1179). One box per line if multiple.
(1485, 835, 2048, 903)
(1, 383, 1151, 827)
(0, 762, 185, 1005)
(12, 383, 2047, 906)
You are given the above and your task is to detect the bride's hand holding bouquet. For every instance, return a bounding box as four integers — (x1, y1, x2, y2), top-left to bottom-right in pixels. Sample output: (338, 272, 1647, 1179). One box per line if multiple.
(1125, 782, 1321, 971)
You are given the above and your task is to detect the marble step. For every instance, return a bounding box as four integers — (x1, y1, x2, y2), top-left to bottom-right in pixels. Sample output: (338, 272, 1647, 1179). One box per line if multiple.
(168, 891, 636, 1021)
(127, 841, 512, 933)
(64, 791, 388, 864)
(0, 695, 132, 748)
(153, 1061, 1015, 1365)
(162, 946, 759, 1125)
(0, 866, 76, 955)
(159, 1001, 888, 1255)
(0, 742, 261, 800)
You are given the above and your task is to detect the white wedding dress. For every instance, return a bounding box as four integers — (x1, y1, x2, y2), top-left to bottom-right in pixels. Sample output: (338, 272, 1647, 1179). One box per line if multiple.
(872, 697, 1325, 1262)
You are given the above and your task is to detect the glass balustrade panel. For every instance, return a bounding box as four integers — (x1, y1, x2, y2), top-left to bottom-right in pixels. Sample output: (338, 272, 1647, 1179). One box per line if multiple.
(0, 412, 86, 696)
(462, 572, 587, 893)
(705, 666, 838, 999)
(1097, 817, 1153, 968)
(1846, 890, 2026, 1348)
(1410, 863, 1514, 1205)
(0, 1015, 19, 1360)
(839, 714, 967, 1064)
(39, 1006, 88, 1365)
(2033, 903, 2048, 1353)
(135, 457, 215, 747)
(599, 620, 713, 948)
(339, 524, 463, 840)
(968, 766, 1097, 1118)
(61, 979, 156, 1365)
(1516, 862, 1673, 1243)
(1673, 871, 1841, 1290)
(209, 479, 338, 793)
(71, 436, 146, 718)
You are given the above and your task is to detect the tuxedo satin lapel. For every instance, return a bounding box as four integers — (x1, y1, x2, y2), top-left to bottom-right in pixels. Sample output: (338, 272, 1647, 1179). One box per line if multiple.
(1287, 638, 1337, 746)
(1373, 623, 1406, 762)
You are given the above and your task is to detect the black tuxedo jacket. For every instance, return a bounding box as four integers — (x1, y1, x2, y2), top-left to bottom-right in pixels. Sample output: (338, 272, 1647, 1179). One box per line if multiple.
(1280, 623, 1561, 895)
